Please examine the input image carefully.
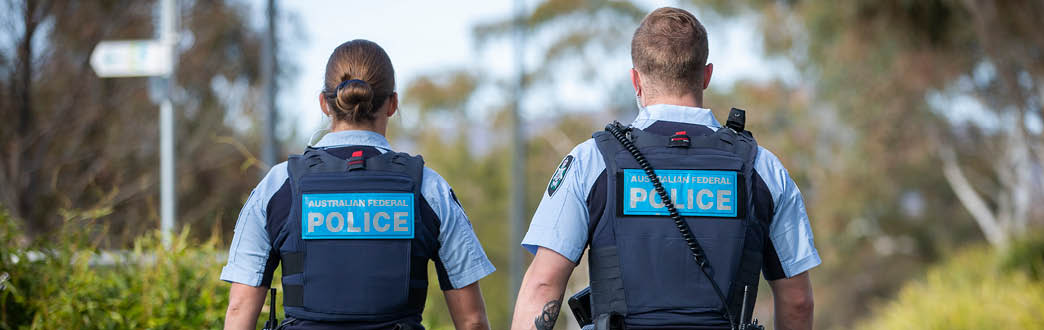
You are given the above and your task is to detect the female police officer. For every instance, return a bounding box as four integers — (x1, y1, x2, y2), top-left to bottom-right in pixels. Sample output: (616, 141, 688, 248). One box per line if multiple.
(221, 40, 495, 330)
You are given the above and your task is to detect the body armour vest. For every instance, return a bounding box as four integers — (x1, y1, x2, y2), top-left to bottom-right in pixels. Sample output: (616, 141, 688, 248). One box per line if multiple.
(277, 146, 438, 327)
(589, 122, 766, 329)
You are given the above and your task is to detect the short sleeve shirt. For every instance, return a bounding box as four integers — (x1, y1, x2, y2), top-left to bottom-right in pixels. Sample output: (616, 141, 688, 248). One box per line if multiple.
(220, 130, 496, 289)
(521, 104, 821, 279)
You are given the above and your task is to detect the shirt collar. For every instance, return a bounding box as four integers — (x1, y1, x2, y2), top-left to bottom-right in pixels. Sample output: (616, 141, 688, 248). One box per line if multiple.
(314, 130, 392, 150)
(631, 104, 722, 130)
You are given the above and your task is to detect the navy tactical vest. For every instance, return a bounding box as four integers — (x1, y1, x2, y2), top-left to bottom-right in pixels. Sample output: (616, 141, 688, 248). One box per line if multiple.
(276, 146, 438, 328)
(589, 121, 766, 329)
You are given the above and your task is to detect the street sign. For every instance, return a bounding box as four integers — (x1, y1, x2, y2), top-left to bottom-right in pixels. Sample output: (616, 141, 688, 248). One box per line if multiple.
(90, 40, 172, 78)
(92, 0, 180, 247)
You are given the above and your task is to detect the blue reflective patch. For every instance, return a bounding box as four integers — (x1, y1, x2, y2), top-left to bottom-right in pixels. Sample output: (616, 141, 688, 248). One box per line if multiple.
(301, 193, 415, 239)
(622, 169, 737, 217)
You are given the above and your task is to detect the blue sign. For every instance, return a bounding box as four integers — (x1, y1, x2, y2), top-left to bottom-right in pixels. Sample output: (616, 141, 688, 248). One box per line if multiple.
(622, 169, 737, 217)
(301, 193, 415, 239)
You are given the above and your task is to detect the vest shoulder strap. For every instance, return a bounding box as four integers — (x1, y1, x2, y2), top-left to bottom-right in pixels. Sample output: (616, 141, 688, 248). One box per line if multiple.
(286, 147, 347, 184)
(719, 127, 763, 326)
(367, 151, 425, 187)
(589, 131, 628, 317)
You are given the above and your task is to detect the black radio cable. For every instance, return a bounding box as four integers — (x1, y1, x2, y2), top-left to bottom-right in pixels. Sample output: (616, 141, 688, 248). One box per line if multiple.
(605, 121, 737, 330)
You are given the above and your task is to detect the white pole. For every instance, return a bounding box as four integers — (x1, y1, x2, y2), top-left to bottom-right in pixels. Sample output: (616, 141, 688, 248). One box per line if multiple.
(160, 99, 174, 240)
(159, 0, 177, 244)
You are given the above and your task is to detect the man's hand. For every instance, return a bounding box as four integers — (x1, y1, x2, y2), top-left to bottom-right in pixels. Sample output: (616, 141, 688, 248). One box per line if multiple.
(510, 247, 576, 330)
(444, 281, 492, 330)
(767, 271, 814, 330)
(224, 283, 268, 330)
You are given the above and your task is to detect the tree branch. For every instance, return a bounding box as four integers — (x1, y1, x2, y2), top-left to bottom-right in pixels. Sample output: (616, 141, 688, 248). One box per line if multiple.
(939, 145, 1008, 246)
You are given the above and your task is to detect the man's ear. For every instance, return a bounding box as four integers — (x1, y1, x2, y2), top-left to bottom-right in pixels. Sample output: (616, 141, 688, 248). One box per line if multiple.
(702, 63, 714, 90)
(319, 93, 331, 117)
(631, 68, 642, 97)
(386, 92, 398, 117)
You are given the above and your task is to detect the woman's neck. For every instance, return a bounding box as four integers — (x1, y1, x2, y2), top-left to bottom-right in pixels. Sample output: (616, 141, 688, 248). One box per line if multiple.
(329, 120, 386, 136)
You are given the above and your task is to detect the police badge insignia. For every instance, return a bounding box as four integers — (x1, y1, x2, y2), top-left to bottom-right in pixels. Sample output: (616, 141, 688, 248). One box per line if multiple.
(547, 155, 574, 197)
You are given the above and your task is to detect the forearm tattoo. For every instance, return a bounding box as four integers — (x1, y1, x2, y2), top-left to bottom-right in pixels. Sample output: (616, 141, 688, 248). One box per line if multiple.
(534, 299, 561, 330)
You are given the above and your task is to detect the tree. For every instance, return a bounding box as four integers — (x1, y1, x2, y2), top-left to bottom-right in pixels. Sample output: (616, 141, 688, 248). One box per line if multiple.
(691, 0, 1044, 327)
(699, 0, 1044, 247)
(0, 0, 294, 244)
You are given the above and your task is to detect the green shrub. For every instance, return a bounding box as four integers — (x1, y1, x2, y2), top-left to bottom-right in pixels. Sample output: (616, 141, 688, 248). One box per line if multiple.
(0, 211, 231, 329)
(1001, 233, 1044, 281)
(856, 235, 1044, 330)
(0, 210, 480, 330)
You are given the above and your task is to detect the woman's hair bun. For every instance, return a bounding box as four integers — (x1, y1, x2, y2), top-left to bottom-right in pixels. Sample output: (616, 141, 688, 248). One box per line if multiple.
(323, 40, 395, 124)
(333, 79, 376, 122)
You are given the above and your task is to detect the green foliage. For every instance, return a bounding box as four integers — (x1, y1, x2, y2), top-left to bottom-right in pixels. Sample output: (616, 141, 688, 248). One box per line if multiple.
(856, 235, 1044, 330)
(0, 211, 229, 329)
(1000, 233, 1044, 281)
(403, 71, 479, 117)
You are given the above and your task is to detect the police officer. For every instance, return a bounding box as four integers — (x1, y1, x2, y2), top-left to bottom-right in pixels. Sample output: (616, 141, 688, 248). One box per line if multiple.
(222, 40, 495, 330)
(511, 7, 818, 330)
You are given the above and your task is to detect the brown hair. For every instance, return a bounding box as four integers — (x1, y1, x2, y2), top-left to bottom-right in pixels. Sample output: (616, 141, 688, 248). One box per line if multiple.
(322, 39, 395, 123)
(630, 7, 709, 96)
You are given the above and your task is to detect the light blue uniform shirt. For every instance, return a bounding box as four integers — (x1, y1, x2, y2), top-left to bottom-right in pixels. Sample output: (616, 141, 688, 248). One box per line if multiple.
(522, 104, 821, 278)
(220, 130, 496, 289)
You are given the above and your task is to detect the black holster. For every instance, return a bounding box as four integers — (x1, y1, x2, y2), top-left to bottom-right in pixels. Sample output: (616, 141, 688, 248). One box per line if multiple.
(593, 313, 626, 330)
(271, 317, 295, 330)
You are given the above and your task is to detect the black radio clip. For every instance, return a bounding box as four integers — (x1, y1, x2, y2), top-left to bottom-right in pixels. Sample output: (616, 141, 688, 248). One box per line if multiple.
(261, 288, 279, 330)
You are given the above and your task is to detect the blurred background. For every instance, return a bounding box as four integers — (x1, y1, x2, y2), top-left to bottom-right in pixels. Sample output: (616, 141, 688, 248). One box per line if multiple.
(1, 0, 1043, 329)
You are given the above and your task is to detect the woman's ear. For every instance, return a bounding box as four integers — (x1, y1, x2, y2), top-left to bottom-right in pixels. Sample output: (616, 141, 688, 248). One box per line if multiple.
(386, 92, 398, 118)
(318, 93, 331, 117)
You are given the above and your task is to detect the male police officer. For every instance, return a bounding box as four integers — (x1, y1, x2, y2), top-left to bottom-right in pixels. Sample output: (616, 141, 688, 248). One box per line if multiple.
(511, 7, 818, 330)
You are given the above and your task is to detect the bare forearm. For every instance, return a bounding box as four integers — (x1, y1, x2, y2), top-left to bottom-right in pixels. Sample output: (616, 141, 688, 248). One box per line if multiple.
(224, 306, 260, 330)
(444, 282, 491, 330)
(769, 271, 814, 330)
(510, 247, 574, 330)
(454, 318, 491, 330)
(511, 281, 566, 330)
(450, 308, 491, 330)
(773, 298, 813, 330)
(513, 283, 566, 330)
(224, 283, 267, 330)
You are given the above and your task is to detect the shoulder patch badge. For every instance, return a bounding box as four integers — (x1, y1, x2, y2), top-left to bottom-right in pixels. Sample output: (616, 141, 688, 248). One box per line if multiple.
(547, 155, 575, 197)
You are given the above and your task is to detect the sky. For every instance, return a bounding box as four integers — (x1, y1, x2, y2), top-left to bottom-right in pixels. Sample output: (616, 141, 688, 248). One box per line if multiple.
(271, 0, 512, 140)
(253, 0, 794, 144)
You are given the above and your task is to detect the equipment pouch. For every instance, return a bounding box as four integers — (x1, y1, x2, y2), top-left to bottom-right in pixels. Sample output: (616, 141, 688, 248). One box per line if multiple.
(568, 286, 593, 326)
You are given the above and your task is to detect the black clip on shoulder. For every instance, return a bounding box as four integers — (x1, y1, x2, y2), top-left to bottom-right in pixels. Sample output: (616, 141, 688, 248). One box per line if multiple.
(347, 150, 366, 171)
(668, 130, 691, 148)
(726, 108, 746, 133)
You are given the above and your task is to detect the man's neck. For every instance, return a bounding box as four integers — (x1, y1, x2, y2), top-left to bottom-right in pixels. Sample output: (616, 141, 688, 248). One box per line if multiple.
(644, 93, 703, 108)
